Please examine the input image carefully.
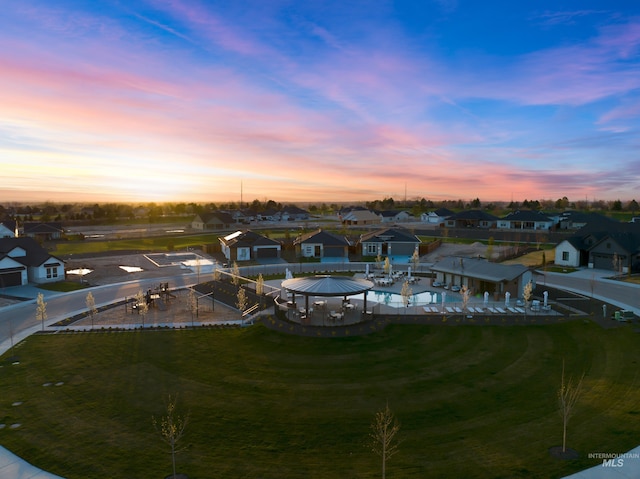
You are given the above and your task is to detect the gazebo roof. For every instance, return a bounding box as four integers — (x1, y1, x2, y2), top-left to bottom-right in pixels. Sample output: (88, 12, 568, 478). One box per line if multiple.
(281, 275, 374, 297)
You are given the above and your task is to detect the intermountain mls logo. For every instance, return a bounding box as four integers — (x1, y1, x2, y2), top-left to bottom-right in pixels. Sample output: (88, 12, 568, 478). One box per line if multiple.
(588, 452, 640, 468)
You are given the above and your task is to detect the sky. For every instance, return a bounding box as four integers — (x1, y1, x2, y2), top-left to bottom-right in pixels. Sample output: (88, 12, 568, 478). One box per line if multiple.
(1, 1, 640, 205)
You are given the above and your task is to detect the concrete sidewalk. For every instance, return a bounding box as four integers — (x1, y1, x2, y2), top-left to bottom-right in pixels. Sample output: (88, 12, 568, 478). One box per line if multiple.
(0, 446, 64, 479)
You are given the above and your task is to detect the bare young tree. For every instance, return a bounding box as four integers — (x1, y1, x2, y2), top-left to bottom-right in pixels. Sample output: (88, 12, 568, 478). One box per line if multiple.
(400, 280, 412, 308)
(187, 288, 198, 326)
(461, 285, 471, 311)
(256, 273, 265, 296)
(486, 236, 494, 261)
(558, 360, 585, 453)
(36, 292, 47, 331)
(236, 286, 248, 313)
(85, 291, 97, 329)
(153, 395, 189, 479)
(612, 252, 621, 276)
(383, 257, 391, 276)
(370, 402, 400, 479)
(523, 280, 533, 307)
(232, 261, 240, 286)
(135, 290, 149, 328)
(410, 248, 420, 271)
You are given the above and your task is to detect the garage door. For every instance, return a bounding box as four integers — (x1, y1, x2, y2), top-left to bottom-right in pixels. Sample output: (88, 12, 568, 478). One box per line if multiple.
(324, 246, 344, 258)
(0, 271, 22, 287)
(592, 253, 618, 270)
(256, 247, 278, 258)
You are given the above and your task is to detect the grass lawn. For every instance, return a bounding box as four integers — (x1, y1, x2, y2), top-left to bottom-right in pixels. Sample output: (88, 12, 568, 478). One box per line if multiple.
(1, 322, 639, 479)
(52, 233, 222, 256)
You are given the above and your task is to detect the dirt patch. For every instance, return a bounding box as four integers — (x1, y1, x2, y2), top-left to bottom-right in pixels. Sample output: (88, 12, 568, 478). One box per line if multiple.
(421, 242, 508, 263)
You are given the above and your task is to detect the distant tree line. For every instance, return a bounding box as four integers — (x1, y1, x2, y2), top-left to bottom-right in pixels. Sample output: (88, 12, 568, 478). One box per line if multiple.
(0, 195, 638, 224)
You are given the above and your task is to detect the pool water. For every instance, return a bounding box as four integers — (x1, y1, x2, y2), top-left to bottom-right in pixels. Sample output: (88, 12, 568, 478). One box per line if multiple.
(367, 290, 455, 308)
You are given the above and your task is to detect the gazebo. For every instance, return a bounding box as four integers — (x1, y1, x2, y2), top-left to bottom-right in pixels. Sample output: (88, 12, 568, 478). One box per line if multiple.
(281, 275, 375, 319)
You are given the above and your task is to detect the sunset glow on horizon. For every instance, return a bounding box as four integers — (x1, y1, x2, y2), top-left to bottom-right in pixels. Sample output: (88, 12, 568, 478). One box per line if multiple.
(1, 1, 639, 204)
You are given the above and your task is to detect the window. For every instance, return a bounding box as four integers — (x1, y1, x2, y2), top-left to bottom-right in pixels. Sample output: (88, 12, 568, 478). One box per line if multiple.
(46, 267, 58, 279)
(366, 244, 378, 255)
(562, 251, 569, 261)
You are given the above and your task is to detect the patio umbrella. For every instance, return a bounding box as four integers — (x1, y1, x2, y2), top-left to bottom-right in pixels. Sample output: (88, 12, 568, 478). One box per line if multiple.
(483, 291, 489, 306)
(407, 266, 412, 280)
(505, 292, 510, 307)
(543, 291, 548, 307)
(365, 263, 370, 277)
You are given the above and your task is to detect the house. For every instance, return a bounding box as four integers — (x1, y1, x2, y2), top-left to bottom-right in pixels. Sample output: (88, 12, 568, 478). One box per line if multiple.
(0, 220, 17, 238)
(219, 230, 281, 262)
(557, 211, 608, 230)
(0, 237, 64, 287)
(444, 210, 498, 229)
(191, 212, 235, 230)
(378, 210, 411, 223)
(294, 229, 350, 262)
(253, 208, 280, 222)
(497, 210, 553, 230)
(553, 218, 640, 272)
(339, 209, 381, 226)
(421, 208, 453, 225)
(430, 256, 533, 298)
(554, 237, 587, 268)
(358, 228, 421, 262)
(281, 205, 310, 222)
(22, 222, 65, 241)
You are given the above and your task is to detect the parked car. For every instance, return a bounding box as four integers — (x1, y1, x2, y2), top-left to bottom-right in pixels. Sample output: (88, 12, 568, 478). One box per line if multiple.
(432, 281, 443, 287)
(451, 285, 461, 292)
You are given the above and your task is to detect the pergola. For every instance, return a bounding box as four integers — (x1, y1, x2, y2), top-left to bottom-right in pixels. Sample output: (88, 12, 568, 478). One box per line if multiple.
(281, 275, 375, 316)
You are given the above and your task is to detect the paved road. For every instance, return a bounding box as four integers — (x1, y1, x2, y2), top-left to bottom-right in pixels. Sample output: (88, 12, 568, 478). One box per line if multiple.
(541, 269, 640, 315)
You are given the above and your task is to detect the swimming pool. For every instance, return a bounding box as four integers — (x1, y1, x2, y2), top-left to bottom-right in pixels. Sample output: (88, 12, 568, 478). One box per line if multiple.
(367, 290, 456, 308)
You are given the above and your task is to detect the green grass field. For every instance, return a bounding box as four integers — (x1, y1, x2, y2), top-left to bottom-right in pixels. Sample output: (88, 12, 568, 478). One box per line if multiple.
(1, 322, 638, 479)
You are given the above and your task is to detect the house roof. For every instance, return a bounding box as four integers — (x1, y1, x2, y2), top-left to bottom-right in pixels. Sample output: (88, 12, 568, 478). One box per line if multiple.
(282, 275, 374, 297)
(565, 219, 640, 254)
(559, 211, 610, 224)
(0, 237, 63, 267)
(23, 222, 64, 234)
(359, 227, 420, 244)
(199, 211, 234, 225)
(282, 205, 308, 215)
(433, 208, 454, 217)
(378, 210, 407, 218)
(430, 256, 528, 282)
(0, 220, 17, 231)
(500, 210, 552, 222)
(220, 230, 280, 248)
(341, 209, 380, 222)
(294, 229, 350, 246)
(448, 210, 499, 221)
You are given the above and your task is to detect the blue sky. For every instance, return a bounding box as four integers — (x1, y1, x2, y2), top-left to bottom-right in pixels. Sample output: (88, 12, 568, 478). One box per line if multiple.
(1, 0, 639, 203)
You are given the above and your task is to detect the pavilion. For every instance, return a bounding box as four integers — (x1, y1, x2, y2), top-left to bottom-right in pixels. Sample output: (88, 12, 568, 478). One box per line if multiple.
(280, 275, 375, 321)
